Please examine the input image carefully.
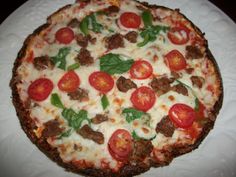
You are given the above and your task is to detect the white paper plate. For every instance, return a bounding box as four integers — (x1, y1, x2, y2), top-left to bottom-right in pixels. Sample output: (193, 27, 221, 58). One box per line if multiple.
(0, 0, 236, 177)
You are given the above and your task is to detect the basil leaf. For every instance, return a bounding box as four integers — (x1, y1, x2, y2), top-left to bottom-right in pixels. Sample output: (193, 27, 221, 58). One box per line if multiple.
(80, 17, 89, 35)
(132, 131, 141, 140)
(122, 108, 145, 123)
(50, 93, 64, 109)
(100, 53, 134, 75)
(142, 10, 153, 28)
(195, 97, 200, 111)
(90, 13, 103, 33)
(62, 109, 91, 130)
(80, 13, 103, 35)
(101, 95, 109, 110)
(51, 47, 71, 70)
(176, 79, 197, 97)
(58, 129, 73, 139)
(67, 63, 80, 71)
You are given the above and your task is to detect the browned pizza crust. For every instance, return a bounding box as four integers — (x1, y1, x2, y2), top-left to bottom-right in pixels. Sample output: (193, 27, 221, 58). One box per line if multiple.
(10, 1, 223, 177)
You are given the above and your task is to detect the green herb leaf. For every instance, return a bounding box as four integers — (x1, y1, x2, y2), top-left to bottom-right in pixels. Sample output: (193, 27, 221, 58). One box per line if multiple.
(101, 94, 109, 110)
(62, 109, 91, 130)
(58, 129, 73, 139)
(122, 108, 145, 123)
(80, 17, 89, 35)
(142, 10, 153, 28)
(176, 79, 197, 97)
(90, 13, 103, 33)
(132, 131, 141, 140)
(100, 53, 134, 75)
(51, 47, 71, 70)
(194, 97, 200, 111)
(50, 93, 64, 109)
(80, 13, 103, 35)
(67, 63, 80, 71)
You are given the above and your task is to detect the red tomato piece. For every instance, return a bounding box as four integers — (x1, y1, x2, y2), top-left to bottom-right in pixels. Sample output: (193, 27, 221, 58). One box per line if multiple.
(131, 86, 156, 112)
(165, 50, 187, 71)
(195, 101, 206, 121)
(130, 60, 153, 79)
(169, 103, 196, 129)
(167, 26, 189, 45)
(108, 129, 132, 161)
(28, 78, 53, 101)
(89, 71, 114, 93)
(55, 27, 75, 44)
(184, 122, 201, 139)
(120, 12, 141, 29)
(58, 71, 80, 92)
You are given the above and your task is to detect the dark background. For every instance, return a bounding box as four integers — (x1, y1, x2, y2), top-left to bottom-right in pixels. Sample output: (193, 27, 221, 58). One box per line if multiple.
(0, 0, 235, 24)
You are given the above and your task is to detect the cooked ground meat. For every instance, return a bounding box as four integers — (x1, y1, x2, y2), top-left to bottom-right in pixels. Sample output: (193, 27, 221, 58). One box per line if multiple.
(41, 120, 63, 138)
(33, 56, 54, 70)
(87, 35, 97, 44)
(67, 88, 89, 101)
(131, 139, 153, 162)
(171, 84, 188, 96)
(116, 76, 137, 92)
(77, 125, 104, 144)
(124, 31, 138, 43)
(156, 116, 175, 137)
(76, 34, 89, 48)
(91, 114, 108, 124)
(191, 76, 205, 88)
(102, 5, 120, 14)
(75, 48, 94, 65)
(149, 77, 174, 95)
(67, 18, 80, 28)
(186, 45, 204, 59)
(171, 71, 181, 79)
(185, 67, 194, 74)
(105, 33, 124, 50)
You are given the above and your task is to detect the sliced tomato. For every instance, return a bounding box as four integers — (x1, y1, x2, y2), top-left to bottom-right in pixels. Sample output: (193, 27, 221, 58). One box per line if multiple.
(55, 27, 74, 44)
(169, 103, 196, 129)
(108, 129, 132, 161)
(28, 78, 53, 101)
(89, 71, 114, 93)
(131, 86, 156, 112)
(58, 71, 80, 92)
(130, 60, 153, 79)
(120, 12, 141, 29)
(165, 50, 187, 71)
(167, 26, 189, 45)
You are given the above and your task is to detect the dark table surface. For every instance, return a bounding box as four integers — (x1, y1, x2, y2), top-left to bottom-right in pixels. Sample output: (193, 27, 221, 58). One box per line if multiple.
(0, 0, 235, 24)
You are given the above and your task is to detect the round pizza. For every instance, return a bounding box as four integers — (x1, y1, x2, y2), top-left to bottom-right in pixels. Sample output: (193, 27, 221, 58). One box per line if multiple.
(10, 0, 223, 176)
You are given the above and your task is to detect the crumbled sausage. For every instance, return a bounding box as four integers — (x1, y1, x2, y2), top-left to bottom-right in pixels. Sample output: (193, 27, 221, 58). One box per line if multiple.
(76, 34, 89, 48)
(67, 88, 89, 101)
(149, 77, 174, 95)
(91, 114, 108, 124)
(186, 45, 204, 59)
(185, 67, 194, 74)
(67, 18, 80, 28)
(102, 5, 120, 15)
(131, 139, 153, 162)
(33, 56, 54, 70)
(77, 125, 104, 144)
(171, 71, 181, 79)
(42, 120, 63, 138)
(171, 84, 188, 96)
(75, 48, 94, 65)
(116, 76, 137, 92)
(156, 116, 175, 137)
(105, 33, 124, 50)
(124, 31, 138, 43)
(87, 35, 97, 44)
(191, 76, 205, 88)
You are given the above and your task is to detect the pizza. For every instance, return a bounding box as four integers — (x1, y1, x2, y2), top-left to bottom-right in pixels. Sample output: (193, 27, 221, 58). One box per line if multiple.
(10, 0, 223, 176)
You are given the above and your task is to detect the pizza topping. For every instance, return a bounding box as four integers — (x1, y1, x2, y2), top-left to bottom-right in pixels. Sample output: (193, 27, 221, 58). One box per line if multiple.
(124, 31, 138, 43)
(168, 103, 196, 129)
(33, 56, 54, 70)
(185, 45, 204, 59)
(58, 71, 80, 92)
(122, 108, 147, 123)
(167, 26, 189, 45)
(67, 18, 80, 28)
(102, 5, 120, 15)
(42, 120, 63, 138)
(67, 63, 80, 71)
(77, 125, 104, 144)
(91, 114, 108, 124)
(67, 88, 89, 101)
(191, 76, 205, 88)
(58, 129, 73, 139)
(131, 139, 153, 162)
(50, 93, 64, 109)
(28, 78, 53, 101)
(108, 129, 132, 161)
(185, 67, 194, 74)
(80, 13, 103, 35)
(149, 77, 174, 95)
(156, 116, 175, 137)
(119, 12, 141, 29)
(51, 47, 71, 70)
(171, 71, 181, 79)
(101, 94, 109, 110)
(100, 53, 134, 75)
(116, 76, 137, 92)
(55, 27, 75, 44)
(165, 50, 187, 71)
(131, 86, 156, 112)
(76, 33, 89, 48)
(89, 71, 114, 93)
(171, 84, 188, 96)
(105, 33, 124, 50)
(76, 48, 94, 65)
(130, 60, 153, 79)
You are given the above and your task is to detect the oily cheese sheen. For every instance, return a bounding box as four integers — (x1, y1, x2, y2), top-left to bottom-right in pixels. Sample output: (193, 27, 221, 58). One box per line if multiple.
(10, 0, 223, 176)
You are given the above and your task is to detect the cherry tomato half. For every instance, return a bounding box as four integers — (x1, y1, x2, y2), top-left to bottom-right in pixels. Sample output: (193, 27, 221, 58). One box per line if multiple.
(165, 50, 187, 71)
(168, 103, 196, 129)
(167, 26, 189, 45)
(89, 71, 114, 93)
(130, 60, 153, 79)
(108, 129, 132, 161)
(55, 27, 75, 44)
(131, 86, 156, 112)
(58, 71, 80, 92)
(120, 12, 141, 29)
(28, 78, 53, 101)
